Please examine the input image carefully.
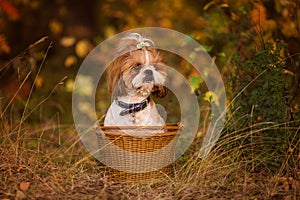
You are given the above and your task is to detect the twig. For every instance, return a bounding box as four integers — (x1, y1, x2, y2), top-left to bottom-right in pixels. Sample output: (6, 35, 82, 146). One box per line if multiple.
(0, 36, 48, 75)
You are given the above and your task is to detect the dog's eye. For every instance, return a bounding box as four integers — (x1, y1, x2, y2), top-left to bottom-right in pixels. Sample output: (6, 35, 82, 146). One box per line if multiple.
(132, 65, 142, 72)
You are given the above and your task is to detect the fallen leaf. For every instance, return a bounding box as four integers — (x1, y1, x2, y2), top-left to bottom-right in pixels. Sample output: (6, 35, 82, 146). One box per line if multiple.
(17, 165, 23, 172)
(16, 190, 26, 199)
(20, 182, 30, 191)
(257, 115, 264, 121)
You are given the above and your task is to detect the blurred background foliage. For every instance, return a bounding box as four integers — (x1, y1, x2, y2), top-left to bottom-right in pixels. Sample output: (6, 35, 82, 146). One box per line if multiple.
(0, 0, 299, 126)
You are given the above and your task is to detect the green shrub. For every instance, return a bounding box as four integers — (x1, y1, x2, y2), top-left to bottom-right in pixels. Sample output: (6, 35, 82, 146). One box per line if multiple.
(228, 41, 299, 174)
(231, 41, 288, 123)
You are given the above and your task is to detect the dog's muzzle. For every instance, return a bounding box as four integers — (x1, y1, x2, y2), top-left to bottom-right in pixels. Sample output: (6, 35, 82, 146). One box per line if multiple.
(143, 69, 154, 83)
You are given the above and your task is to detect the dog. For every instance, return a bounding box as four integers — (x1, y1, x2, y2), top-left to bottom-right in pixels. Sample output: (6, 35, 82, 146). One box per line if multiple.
(104, 33, 167, 127)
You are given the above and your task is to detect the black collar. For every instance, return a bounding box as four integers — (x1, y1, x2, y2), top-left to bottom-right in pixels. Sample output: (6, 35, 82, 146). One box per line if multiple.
(115, 97, 150, 116)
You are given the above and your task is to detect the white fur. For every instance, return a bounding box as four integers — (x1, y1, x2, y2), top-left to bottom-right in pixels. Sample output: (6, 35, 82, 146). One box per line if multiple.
(104, 97, 165, 127)
(144, 49, 150, 65)
(104, 33, 166, 129)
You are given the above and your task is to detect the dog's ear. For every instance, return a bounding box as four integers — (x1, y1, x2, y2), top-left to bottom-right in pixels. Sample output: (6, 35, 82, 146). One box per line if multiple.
(107, 57, 128, 97)
(107, 59, 118, 94)
(152, 84, 168, 98)
(113, 78, 127, 97)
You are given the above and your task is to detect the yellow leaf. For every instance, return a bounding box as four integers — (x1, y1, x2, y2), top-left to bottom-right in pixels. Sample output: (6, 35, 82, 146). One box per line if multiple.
(220, 3, 229, 8)
(203, 91, 219, 105)
(160, 19, 172, 28)
(60, 36, 76, 47)
(35, 76, 43, 88)
(250, 3, 266, 26)
(49, 19, 63, 35)
(197, 130, 203, 138)
(0, 34, 11, 54)
(64, 56, 77, 68)
(282, 21, 298, 38)
(104, 26, 116, 38)
(288, 147, 294, 153)
(65, 79, 74, 92)
(75, 40, 93, 58)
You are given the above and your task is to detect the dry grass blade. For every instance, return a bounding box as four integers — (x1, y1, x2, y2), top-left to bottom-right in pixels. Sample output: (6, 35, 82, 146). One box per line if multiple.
(0, 71, 31, 118)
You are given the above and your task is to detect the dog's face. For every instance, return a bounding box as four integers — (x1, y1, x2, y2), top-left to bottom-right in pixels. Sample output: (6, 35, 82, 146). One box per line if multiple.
(108, 34, 167, 98)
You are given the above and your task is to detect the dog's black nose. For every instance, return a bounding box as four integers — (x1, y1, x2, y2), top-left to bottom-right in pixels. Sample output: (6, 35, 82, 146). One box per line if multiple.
(144, 69, 153, 75)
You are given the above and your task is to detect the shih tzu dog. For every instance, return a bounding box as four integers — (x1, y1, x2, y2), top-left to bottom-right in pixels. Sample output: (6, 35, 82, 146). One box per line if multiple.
(104, 33, 167, 127)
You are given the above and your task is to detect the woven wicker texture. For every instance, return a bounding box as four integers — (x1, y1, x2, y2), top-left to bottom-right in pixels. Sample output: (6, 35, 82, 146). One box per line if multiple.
(96, 123, 180, 182)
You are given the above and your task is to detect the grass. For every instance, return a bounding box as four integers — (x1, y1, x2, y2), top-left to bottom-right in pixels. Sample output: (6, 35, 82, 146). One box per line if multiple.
(1, 115, 299, 199)
(0, 43, 299, 199)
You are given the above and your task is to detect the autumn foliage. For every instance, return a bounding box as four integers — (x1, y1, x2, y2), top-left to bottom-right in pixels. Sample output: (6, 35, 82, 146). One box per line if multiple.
(0, 0, 299, 199)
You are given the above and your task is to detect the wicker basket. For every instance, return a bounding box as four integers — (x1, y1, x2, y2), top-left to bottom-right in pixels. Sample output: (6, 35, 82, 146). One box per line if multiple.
(95, 123, 181, 182)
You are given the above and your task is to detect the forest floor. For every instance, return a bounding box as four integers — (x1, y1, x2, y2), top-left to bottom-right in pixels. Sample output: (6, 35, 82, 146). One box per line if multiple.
(0, 123, 299, 200)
